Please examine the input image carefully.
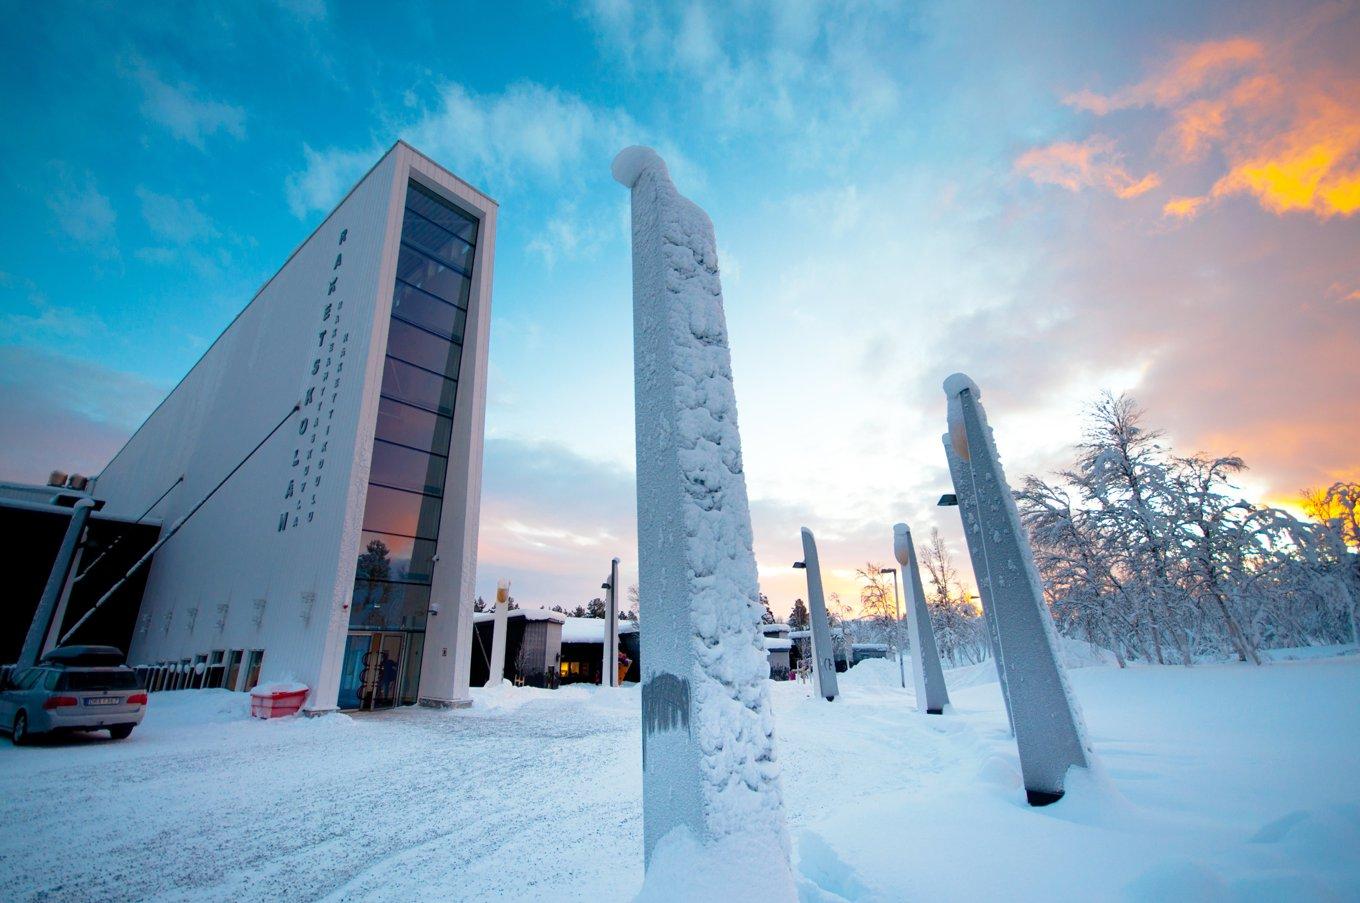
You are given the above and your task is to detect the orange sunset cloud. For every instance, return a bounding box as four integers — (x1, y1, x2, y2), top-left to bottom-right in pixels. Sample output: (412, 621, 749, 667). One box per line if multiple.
(1023, 27, 1360, 220)
(1014, 135, 1160, 198)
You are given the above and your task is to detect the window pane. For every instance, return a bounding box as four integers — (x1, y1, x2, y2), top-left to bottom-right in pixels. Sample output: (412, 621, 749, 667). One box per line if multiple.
(381, 357, 458, 417)
(387, 319, 462, 379)
(392, 282, 467, 338)
(402, 208, 475, 272)
(361, 483, 442, 539)
(359, 530, 436, 583)
(397, 245, 470, 307)
(351, 579, 431, 631)
(370, 439, 447, 495)
(375, 398, 452, 455)
(407, 181, 478, 244)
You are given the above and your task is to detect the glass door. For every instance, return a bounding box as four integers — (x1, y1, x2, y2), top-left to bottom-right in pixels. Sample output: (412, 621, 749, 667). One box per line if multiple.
(338, 632, 408, 711)
(369, 633, 404, 708)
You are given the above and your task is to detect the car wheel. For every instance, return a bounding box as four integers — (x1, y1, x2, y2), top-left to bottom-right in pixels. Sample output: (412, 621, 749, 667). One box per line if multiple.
(12, 711, 30, 746)
(108, 725, 134, 740)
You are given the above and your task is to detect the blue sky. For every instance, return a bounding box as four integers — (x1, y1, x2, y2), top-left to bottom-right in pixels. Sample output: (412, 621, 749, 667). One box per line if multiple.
(2, 1, 1357, 613)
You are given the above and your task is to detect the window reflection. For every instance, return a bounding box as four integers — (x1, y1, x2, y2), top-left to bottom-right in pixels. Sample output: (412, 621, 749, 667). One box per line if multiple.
(407, 182, 478, 244)
(361, 484, 442, 539)
(397, 245, 470, 308)
(386, 319, 462, 378)
(392, 282, 467, 339)
(380, 357, 457, 416)
(370, 439, 447, 495)
(402, 208, 475, 272)
(353, 180, 479, 634)
(375, 398, 452, 454)
(359, 530, 437, 582)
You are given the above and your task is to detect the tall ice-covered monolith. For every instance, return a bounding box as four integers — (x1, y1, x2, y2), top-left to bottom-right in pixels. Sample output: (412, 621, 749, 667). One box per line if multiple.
(942, 436, 1015, 734)
(798, 527, 840, 702)
(892, 523, 950, 714)
(614, 146, 792, 889)
(943, 373, 1090, 805)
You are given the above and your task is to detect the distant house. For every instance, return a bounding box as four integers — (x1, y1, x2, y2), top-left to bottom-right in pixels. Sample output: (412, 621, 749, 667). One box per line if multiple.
(470, 610, 564, 687)
(762, 623, 793, 677)
(558, 617, 640, 685)
(469, 613, 792, 688)
(788, 627, 853, 672)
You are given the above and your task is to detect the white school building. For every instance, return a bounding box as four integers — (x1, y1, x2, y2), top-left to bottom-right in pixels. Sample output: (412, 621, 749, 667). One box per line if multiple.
(90, 142, 496, 713)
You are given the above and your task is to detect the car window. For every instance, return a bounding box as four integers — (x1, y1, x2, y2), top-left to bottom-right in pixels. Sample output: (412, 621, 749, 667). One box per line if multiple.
(60, 670, 140, 691)
(18, 669, 43, 691)
(43, 671, 61, 691)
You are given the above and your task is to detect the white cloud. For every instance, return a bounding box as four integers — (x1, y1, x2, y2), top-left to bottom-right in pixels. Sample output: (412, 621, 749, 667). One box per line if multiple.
(0, 289, 105, 343)
(46, 167, 117, 250)
(525, 200, 615, 269)
(128, 56, 246, 149)
(284, 144, 376, 219)
(284, 81, 638, 217)
(135, 187, 218, 243)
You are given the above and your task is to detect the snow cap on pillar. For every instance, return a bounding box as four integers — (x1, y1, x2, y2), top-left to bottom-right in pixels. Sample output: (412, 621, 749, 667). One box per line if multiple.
(612, 146, 668, 188)
(892, 522, 912, 559)
(943, 372, 981, 461)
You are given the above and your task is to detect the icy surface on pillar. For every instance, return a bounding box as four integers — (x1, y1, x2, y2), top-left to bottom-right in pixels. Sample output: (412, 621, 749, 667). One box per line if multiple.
(944, 373, 1090, 803)
(800, 528, 840, 702)
(614, 146, 790, 885)
(942, 435, 1014, 734)
(892, 523, 950, 714)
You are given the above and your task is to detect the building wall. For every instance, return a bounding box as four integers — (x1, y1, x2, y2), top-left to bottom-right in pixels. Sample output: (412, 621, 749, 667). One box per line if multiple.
(93, 143, 496, 711)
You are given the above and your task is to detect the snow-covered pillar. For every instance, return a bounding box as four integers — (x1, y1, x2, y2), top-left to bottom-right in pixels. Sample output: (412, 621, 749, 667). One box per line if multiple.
(797, 527, 840, 702)
(944, 373, 1091, 805)
(20, 498, 95, 667)
(602, 557, 620, 687)
(614, 146, 791, 888)
(893, 523, 950, 714)
(486, 579, 510, 686)
(942, 436, 1015, 734)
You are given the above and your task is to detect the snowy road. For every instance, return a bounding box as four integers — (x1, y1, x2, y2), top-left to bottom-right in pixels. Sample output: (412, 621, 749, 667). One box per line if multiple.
(2, 653, 1358, 901)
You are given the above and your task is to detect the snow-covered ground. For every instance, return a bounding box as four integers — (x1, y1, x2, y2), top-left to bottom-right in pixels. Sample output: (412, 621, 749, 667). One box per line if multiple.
(1, 650, 1357, 902)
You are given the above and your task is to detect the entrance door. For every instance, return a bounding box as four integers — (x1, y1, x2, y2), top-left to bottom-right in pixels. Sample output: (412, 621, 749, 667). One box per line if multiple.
(338, 632, 408, 711)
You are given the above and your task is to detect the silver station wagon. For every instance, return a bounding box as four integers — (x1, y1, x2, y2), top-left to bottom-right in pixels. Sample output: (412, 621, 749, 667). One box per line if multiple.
(0, 646, 146, 745)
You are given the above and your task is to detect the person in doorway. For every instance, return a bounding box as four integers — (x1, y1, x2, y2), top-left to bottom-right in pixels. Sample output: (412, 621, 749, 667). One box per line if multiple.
(377, 652, 398, 701)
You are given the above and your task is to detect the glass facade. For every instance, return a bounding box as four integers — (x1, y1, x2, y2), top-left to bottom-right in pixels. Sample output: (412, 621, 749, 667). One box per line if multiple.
(346, 180, 478, 708)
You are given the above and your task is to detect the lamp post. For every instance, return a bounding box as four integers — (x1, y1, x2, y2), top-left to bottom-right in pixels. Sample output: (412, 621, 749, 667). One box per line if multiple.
(879, 567, 906, 689)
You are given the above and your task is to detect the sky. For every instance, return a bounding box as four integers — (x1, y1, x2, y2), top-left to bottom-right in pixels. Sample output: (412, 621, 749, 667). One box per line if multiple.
(1, 0, 1357, 618)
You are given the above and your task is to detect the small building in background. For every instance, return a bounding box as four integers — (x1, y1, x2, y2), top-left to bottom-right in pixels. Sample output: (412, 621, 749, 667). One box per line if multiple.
(762, 623, 793, 678)
(789, 627, 852, 672)
(559, 617, 639, 685)
(470, 610, 563, 688)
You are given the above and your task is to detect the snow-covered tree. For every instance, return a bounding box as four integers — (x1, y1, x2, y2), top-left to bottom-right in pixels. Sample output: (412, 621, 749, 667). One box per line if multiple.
(1017, 393, 1355, 663)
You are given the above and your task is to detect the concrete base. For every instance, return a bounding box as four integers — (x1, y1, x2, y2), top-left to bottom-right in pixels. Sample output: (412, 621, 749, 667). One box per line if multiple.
(419, 697, 472, 709)
(302, 708, 337, 718)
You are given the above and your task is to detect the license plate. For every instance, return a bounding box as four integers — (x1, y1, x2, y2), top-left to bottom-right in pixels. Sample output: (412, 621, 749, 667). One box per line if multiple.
(84, 697, 121, 706)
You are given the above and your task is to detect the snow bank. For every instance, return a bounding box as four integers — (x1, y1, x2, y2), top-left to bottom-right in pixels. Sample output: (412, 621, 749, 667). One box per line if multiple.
(141, 689, 253, 728)
(635, 827, 796, 902)
(838, 657, 904, 689)
(249, 680, 308, 697)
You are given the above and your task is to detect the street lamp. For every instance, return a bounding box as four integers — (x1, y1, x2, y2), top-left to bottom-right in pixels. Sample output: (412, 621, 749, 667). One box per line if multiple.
(879, 567, 906, 689)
